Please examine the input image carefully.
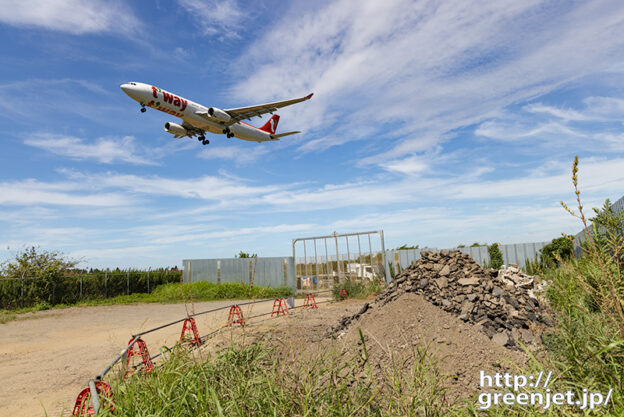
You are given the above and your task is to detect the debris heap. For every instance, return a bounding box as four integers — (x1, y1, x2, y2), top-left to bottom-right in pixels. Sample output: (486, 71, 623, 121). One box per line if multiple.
(335, 250, 551, 348)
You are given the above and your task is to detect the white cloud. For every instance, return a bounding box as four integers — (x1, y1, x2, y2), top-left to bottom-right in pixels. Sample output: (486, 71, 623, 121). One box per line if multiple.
(197, 145, 270, 164)
(230, 0, 624, 162)
(0, 179, 131, 207)
(0, 0, 140, 35)
(24, 134, 157, 165)
(523, 103, 589, 121)
(61, 170, 288, 202)
(177, 0, 244, 39)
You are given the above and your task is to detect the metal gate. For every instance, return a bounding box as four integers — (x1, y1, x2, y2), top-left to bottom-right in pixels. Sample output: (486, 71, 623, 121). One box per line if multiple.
(292, 230, 387, 290)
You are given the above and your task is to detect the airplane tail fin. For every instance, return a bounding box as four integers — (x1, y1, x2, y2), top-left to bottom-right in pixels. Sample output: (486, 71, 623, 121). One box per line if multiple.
(260, 114, 280, 134)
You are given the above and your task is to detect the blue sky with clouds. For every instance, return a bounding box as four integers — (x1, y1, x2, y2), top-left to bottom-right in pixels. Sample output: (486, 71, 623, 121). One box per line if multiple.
(1, 0, 623, 268)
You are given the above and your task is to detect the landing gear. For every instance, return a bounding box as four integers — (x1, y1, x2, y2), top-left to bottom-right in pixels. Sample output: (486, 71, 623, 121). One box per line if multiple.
(140, 107, 146, 113)
(197, 135, 208, 145)
(226, 133, 234, 138)
(222, 128, 231, 134)
(202, 139, 210, 145)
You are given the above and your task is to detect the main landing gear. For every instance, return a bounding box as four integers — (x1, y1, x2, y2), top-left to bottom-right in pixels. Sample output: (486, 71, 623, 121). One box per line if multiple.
(197, 135, 209, 145)
(222, 128, 234, 138)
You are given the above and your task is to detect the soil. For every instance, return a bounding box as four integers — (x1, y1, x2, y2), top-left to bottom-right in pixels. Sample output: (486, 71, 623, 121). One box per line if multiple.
(0, 299, 329, 417)
(0, 293, 529, 416)
(211, 293, 527, 401)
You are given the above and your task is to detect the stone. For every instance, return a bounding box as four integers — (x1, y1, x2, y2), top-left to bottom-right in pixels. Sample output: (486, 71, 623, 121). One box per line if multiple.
(461, 301, 475, 316)
(520, 329, 535, 344)
(492, 286, 505, 297)
(439, 265, 450, 276)
(436, 277, 449, 289)
(458, 277, 480, 286)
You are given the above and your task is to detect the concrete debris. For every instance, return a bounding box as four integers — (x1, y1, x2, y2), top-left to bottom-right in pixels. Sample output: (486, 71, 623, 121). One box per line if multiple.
(332, 251, 553, 349)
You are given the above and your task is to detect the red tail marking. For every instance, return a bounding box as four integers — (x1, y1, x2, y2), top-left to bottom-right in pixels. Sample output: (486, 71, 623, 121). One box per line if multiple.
(260, 114, 280, 134)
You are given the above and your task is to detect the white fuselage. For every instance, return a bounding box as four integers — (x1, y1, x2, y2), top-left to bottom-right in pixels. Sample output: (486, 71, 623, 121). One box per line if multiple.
(120, 82, 274, 142)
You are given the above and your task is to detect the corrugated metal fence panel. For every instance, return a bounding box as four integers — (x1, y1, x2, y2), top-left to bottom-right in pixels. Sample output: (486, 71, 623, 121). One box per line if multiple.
(386, 242, 549, 272)
(447, 246, 489, 265)
(253, 258, 285, 288)
(499, 242, 548, 267)
(184, 259, 219, 283)
(182, 257, 296, 289)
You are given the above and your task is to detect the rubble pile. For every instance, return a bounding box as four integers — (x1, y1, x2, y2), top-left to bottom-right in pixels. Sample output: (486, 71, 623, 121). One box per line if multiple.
(335, 250, 551, 348)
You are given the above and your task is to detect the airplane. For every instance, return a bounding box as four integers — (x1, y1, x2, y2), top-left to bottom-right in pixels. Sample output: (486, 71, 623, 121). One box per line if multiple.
(120, 82, 313, 145)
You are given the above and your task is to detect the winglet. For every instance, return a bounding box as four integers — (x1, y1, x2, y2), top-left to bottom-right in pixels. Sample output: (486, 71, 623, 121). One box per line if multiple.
(306, 93, 314, 99)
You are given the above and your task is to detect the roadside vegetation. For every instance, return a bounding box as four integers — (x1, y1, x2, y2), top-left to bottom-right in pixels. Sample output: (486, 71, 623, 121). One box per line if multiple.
(63, 157, 621, 416)
(0, 280, 292, 324)
(332, 276, 385, 300)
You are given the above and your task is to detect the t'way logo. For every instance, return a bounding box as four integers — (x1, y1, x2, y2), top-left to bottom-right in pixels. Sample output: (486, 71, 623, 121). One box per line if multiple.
(151, 86, 187, 111)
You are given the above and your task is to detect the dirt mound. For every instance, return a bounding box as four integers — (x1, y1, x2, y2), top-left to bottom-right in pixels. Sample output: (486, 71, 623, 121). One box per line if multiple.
(338, 292, 527, 399)
(334, 250, 552, 348)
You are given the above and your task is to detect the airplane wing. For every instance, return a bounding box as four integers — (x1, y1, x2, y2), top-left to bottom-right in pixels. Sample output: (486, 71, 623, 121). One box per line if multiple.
(224, 93, 313, 122)
(178, 120, 204, 138)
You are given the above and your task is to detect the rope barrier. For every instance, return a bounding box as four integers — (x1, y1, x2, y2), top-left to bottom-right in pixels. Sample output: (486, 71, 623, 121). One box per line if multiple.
(76, 290, 343, 415)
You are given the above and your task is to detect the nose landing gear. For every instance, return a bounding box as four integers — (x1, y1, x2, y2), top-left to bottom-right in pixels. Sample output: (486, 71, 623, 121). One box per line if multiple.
(140, 104, 146, 113)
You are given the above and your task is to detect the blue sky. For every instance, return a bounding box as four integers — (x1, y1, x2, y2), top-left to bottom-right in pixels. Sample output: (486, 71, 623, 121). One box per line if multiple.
(1, 0, 623, 268)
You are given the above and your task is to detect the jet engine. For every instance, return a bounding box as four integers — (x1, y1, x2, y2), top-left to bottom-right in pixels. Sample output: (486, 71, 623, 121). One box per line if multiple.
(207, 107, 231, 122)
(164, 122, 187, 136)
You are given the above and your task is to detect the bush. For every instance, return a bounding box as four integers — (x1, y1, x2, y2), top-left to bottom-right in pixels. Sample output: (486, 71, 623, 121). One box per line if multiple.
(152, 282, 292, 302)
(0, 270, 182, 309)
(487, 243, 503, 269)
(544, 156, 624, 410)
(540, 236, 574, 269)
(332, 277, 384, 300)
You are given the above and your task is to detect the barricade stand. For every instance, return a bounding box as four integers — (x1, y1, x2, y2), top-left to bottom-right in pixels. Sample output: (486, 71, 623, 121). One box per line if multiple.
(339, 288, 349, 299)
(271, 298, 289, 317)
(72, 380, 114, 416)
(303, 293, 318, 309)
(227, 305, 245, 327)
(124, 337, 154, 378)
(179, 317, 202, 346)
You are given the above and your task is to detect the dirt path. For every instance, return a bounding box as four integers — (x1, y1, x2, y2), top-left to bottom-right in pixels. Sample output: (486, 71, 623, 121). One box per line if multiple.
(0, 298, 329, 417)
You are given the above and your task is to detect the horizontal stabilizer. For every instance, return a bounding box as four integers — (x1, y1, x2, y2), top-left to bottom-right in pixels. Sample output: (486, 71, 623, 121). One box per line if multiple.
(270, 131, 301, 140)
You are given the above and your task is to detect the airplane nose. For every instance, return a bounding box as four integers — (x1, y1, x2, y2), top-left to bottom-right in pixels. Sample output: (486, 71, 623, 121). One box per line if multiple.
(120, 83, 130, 93)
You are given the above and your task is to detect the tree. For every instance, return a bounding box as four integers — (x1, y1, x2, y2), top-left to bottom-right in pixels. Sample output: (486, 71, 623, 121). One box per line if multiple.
(396, 244, 419, 250)
(0, 246, 80, 279)
(487, 243, 504, 269)
(540, 237, 574, 269)
(236, 251, 257, 258)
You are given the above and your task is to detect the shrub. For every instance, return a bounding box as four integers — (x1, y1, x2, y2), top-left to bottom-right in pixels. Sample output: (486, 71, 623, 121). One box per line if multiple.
(540, 236, 574, 269)
(332, 277, 384, 300)
(487, 243, 503, 269)
(543, 156, 624, 410)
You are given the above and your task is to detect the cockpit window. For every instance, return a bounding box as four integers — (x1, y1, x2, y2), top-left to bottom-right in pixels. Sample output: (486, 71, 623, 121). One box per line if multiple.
(129, 82, 137, 85)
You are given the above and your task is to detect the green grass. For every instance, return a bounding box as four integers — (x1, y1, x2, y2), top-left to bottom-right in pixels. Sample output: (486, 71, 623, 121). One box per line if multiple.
(69, 333, 618, 417)
(332, 277, 385, 300)
(83, 335, 456, 417)
(1, 282, 292, 324)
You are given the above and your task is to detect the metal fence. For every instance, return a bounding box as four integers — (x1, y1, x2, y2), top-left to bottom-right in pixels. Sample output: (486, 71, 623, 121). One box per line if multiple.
(182, 257, 295, 290)
(573, 194, 624, 256)
(0, 270, 182, 309)
(292, 230, 387, 288)
(384, 242, 550, 281)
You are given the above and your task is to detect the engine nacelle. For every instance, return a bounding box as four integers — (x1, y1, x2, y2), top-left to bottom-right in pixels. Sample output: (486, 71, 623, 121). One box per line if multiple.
(164, 122, 187, 136)
(207, 107, 231, 122)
